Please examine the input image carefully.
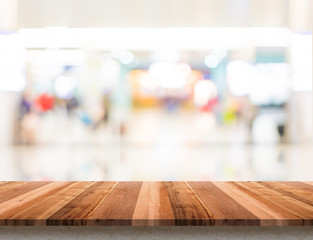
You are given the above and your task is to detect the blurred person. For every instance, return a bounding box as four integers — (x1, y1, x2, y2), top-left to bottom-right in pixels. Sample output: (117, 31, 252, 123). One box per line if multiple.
(243, 97, 258, 138)
(236, 96, 258, 143)
(78, 110, 93, 126)
(17, 91, 34, 144)
(223, 98, 238, 124)
(110, 65, 131, 137)
(18, 92, 54, 144)
(92, 93, 111, 130)
(275, 104, 287, 143)
(236, 96, 258, 127)
(163, 97, 180, 113)
(20, 108, 39, 145)
(200, 96, 218, 113)
(111, 104, 129, 136)
(90, 102, 105, 130)
(19, 91, 32, 117)
(35, 93, 54, 113)
(65, 96, 79, 115)
(103, 94, 110, 124)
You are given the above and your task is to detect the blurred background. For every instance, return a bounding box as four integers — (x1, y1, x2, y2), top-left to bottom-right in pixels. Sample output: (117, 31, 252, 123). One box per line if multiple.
(0, 0, 312, 181)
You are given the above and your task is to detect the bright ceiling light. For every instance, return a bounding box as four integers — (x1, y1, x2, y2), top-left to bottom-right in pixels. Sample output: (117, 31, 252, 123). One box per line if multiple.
(18, 28, 291, 50)
(0, 33, 26, 92)
(212, 49, 228, 59)
(149, 62, 191, 89)
(119, 51, 134, 65)
(227, 61, 252, 96)
(194, 80, 217, 107)
(55, 76, 77, 99)
(204, 55, 220, 68)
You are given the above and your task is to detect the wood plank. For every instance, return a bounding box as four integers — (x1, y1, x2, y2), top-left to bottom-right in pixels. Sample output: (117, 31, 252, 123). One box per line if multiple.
(0, 182, 27, 193)
(213, 182, 302, 226)
(0, 182, 49, 204)
(236, 182, 313, 225)
(282, 182, 313, 193)
(259, 182, 313, 207)
(88, 182, 142, 226)
(304, 182, 313, 187)
(47, 181, 117, 226)
(165, 181, 214, 226)
(0, 181, 311, 226)
(0, 182, 72, 226)
(188, 181, 259, 226)
(132, 182, 174, 226)
(6, 182, 95, 226)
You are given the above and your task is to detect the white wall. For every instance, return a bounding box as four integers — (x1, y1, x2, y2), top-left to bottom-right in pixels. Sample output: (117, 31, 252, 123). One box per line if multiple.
(288, 92, 312, 143)
(17, 0, 288, 28)
(290, 0, 313, 32)
(0, 92, 20, 145)
(287, 0, 313, 144)
(0, 0, 18, 31)
(0, 0, 23, 145)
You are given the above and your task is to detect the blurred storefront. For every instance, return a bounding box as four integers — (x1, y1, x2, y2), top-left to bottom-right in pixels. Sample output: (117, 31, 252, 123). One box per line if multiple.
(0, 0, 311, 180)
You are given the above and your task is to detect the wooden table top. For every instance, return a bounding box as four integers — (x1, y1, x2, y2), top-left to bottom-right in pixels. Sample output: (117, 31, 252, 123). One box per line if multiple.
(0, 181, 312, 226)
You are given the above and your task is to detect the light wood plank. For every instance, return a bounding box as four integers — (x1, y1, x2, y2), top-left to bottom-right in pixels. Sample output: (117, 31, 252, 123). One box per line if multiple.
(7, 182, 95, 226)
(132, 182, 174, 226)
(237, 182, 313, 225)
(0, 182, 49, 204)
(213, 182, 302, 226)
(0, 182, 72, 225)
(260, 182, 313, 207)
(0, 182, 27, 193)
(303, 182, 313, 187)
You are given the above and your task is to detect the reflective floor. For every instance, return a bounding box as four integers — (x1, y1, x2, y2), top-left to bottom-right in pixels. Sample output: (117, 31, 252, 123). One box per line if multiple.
(0, 110, 312, 181)
(1, 142, 312, 181)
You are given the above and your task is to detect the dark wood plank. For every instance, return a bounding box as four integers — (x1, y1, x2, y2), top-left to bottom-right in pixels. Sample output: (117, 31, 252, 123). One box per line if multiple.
(237, 182, 313, 225)
(165, 181, 214, 226)
(132, 182, 174, 226)
(47, 181, 117, 226)
(6, 182, 95, 226)
(88, 182, 142, 226)
(189, 181, 259, 226)
(213, 182, 302, 226)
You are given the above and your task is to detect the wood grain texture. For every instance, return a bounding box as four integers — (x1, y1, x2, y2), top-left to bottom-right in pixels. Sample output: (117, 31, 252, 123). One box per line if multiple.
(259, 182, 313, 207)
(48, 181, 117, 226)
(0, 182, 49, 205)
(304, 181, 313, 186)
(189, 182, 259, 226)
(132, 182, 174, 226)
(0, 182, 27, 193)
(7, 182, 95, 226)
(236, 182, 313, 225)
(0, 181, 312, 226)
(213, 182, 302, 226)
(165, 182, 214, 225)
(0, 182, 71, 226)
(88, 182, 142, 225)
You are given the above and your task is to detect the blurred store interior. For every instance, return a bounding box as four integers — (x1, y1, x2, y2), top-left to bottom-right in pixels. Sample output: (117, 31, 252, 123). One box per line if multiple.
(0, 0, 312, 181)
